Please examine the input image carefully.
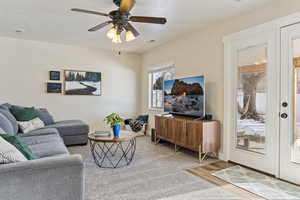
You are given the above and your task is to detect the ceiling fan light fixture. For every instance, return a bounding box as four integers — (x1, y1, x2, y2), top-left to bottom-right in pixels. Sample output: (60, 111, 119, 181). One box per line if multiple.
(71, 0, 167, 44)
(125, 30, 136, 42)
(112, 33, 122, 44)
(107, 27, 117, 39)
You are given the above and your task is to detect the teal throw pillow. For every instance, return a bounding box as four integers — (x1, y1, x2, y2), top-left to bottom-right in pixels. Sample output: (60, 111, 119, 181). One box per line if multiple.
(0, 134, 38, 160)
(9, 106, 38, 121)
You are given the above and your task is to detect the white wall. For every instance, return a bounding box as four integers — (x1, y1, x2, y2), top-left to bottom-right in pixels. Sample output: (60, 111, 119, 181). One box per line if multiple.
(0, 37, 141, 131)
(140, 0, 300, 148)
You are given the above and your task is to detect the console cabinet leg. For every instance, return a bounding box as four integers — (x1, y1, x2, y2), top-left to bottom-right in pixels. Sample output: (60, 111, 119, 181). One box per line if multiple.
(155, 138, 160, 145)
(199, 145, 202, 163)
(175, 144, 181, 152)
(154, 133, 160, 145)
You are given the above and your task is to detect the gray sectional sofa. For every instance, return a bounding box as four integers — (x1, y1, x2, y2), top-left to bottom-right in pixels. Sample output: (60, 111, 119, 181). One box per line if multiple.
(0, 103, 89, 146)
(0, 103, 89, 200)
(46, 120, 89, 146)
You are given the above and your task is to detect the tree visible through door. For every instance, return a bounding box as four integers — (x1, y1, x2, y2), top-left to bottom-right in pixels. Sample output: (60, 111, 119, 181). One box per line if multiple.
(236, 45, 268, 154)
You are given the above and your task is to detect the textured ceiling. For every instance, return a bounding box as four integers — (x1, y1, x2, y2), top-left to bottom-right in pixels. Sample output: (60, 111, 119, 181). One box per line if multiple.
(0, 0, 273, 53)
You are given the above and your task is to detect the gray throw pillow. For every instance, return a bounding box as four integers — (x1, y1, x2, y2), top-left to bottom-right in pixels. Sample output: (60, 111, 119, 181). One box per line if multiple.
(0, 113, 14, 134)
(0, 108, 18, 135)
(0, 127, 5, 133)
(0, 103, 11, 111)
(35, 108, 55, 125)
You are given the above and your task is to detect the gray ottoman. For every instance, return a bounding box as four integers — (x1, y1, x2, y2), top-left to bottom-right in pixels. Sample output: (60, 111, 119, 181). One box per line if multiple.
(46, 120, 89, 146)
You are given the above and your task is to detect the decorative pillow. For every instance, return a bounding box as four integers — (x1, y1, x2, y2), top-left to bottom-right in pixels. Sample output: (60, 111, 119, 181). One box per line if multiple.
(129, 119, 145, 132)
(0, 127, 5, 133)
(124, 119, 133, 125)
(10, 106, 38, 122)
(0, 108, 18, 135)
(0, 136, 27, 164)
(136, 115, 149, 123)
(18, 118, 45, 134)
(0, 103, 11, 111)
(0, 134, 38, 160)
(35, 108, 55, 125)
(0, 111, 15, 135)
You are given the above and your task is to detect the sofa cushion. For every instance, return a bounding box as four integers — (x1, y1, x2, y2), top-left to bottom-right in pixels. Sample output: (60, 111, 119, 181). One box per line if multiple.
(21, 133, 69, 158)
(46, 120, 89, 137)
(10, 106, 38, 122)
(22, 127, 59, 137)
(35, 108, 55, 125)
(0, 134, 38, 160)
(21, 132, 61, 145)
(0, 109, 18, 135)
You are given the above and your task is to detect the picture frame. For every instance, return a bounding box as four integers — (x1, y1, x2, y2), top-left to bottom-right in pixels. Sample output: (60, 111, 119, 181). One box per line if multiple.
(63, 70, 102, 96)
(49, 71, 61, 81)
(46, 82, 62, 93)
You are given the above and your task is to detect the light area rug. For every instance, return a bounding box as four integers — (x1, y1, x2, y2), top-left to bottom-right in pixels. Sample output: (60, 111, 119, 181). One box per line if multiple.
(212, 165, 300, 200)
(68, 137, 244, 200)
(159, 186, 257, 200)
(186, 163, 264, 200)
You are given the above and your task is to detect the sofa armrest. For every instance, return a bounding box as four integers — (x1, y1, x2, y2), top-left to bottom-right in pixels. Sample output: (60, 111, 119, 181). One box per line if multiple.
(0, 155, 84, 200)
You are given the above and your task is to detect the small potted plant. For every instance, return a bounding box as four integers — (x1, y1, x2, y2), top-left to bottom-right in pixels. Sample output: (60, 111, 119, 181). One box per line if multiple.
(104, 113, 124, 138)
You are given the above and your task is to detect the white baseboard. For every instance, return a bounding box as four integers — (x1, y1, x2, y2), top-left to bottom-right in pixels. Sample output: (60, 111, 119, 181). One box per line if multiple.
(217, 152, 228, 162)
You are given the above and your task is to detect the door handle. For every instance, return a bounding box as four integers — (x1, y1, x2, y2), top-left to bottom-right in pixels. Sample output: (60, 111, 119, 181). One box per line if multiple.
(281, 113, 288, 119)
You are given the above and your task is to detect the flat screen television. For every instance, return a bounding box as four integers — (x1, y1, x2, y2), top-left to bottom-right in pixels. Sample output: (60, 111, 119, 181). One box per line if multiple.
(164, 76, 205, 118)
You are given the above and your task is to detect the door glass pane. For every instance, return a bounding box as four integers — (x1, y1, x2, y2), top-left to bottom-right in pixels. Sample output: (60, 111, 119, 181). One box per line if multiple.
(236, 44, 268, 154)
(292, 39, 300, 163)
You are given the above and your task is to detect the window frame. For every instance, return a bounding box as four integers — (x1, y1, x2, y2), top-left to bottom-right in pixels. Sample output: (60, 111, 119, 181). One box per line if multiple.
(148, 64, 175, 110)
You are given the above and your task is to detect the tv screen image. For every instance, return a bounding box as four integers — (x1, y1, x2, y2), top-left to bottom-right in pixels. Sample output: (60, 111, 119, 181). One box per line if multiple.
(164, 76, 205, 117)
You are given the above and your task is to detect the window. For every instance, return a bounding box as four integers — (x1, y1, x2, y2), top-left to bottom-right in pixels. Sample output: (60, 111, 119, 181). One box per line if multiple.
(149, 67, 175, 109)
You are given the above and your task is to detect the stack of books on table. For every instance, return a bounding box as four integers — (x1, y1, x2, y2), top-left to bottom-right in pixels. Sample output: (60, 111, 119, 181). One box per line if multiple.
(94, 131, 111, 137)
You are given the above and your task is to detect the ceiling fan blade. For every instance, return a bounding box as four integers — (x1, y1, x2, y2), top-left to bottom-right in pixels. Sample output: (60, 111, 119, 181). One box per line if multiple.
(119, 0, 136, 13)
(71, 8, 109, 17)
(130, 16, 167, 24)
(125, 23, 140, 37)
(88, 21, 112, 32)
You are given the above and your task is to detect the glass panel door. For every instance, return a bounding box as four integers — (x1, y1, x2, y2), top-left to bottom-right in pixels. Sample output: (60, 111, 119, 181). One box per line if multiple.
(280, 23, 300, 185)
(292, 39, 300, 164)
(293, 65, 300, 164)
(229, 29, 277, 175)
(237, 45, 267, 154)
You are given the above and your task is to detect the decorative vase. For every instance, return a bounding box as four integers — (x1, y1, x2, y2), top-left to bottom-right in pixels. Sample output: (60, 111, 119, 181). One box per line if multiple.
(112, 125, 121, 137)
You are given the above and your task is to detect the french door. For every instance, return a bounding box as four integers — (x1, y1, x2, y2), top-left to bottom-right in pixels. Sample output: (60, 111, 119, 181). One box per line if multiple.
(280, 23, 300, 185)
(225, 17, 300, 185)
(228, 29, 278, 175)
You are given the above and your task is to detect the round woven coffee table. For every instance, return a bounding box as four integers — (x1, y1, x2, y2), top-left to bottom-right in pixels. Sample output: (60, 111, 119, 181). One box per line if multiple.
(88, 131, 137, 168)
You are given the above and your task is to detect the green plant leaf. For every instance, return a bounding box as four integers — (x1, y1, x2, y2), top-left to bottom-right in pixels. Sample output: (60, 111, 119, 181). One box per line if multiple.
(104, 113, 124, 127)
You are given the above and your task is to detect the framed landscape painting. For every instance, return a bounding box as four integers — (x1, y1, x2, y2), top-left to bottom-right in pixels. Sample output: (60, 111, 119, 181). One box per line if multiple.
(49, 71, 60, 81)
(47, 83, 62, 93)
(64, 70, 101, 96)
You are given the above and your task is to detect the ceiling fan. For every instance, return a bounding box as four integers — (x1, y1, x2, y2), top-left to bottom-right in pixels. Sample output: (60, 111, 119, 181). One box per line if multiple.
(71, 0, 167, 43)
